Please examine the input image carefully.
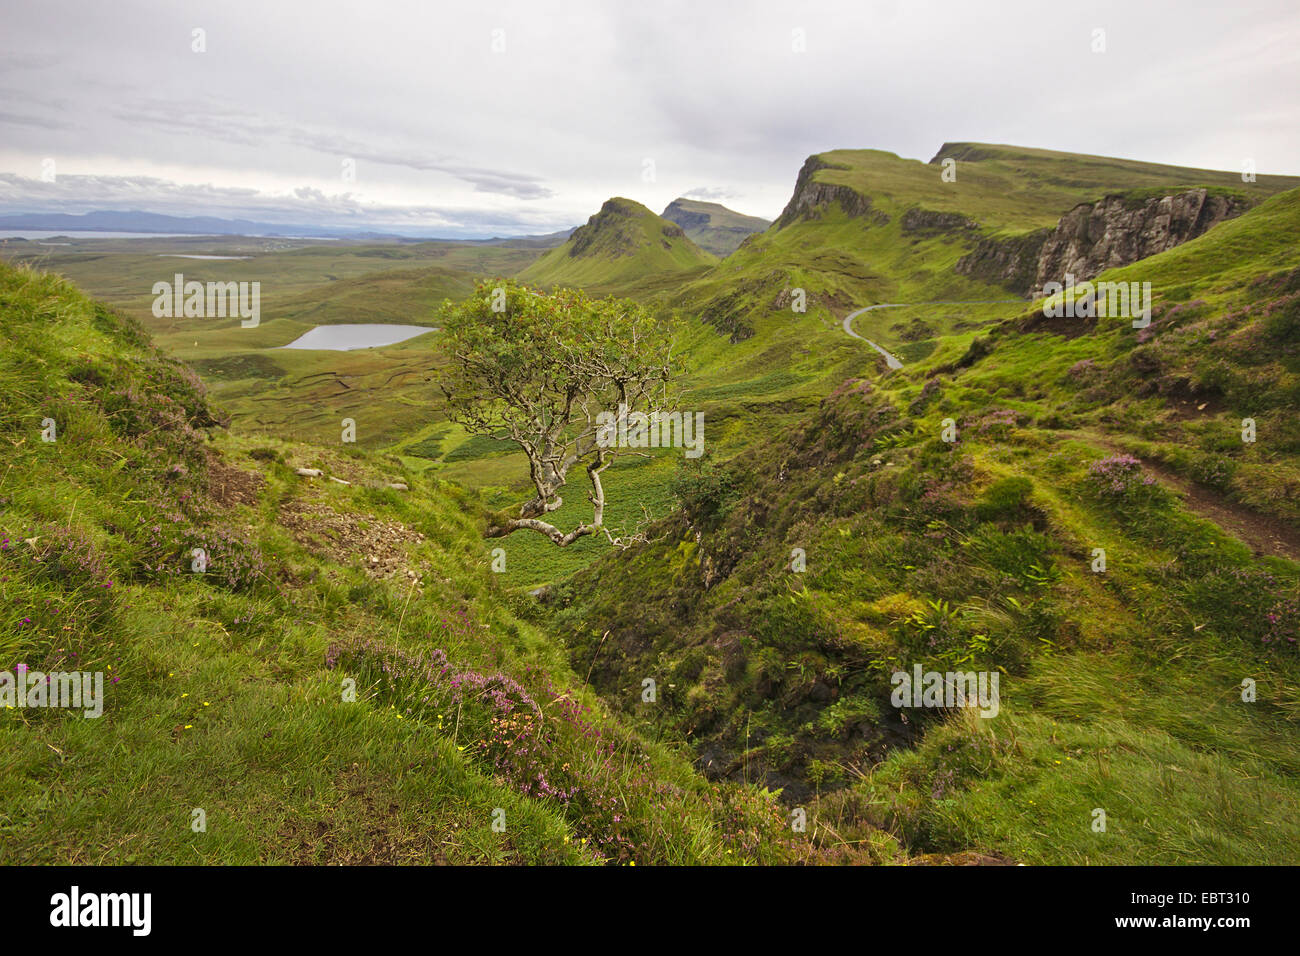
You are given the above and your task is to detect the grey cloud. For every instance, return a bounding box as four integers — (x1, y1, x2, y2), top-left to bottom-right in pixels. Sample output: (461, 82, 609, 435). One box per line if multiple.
(0, 52, 62, 73)
(111, 100, 278, 148)
(0, 172, 568, 237)
(0, 110, 71, 130)
(683, 186, 739, 201)
(0, 0, 1295, 233)
(110, 98, 554, 199)
(284, 128, 555, 199)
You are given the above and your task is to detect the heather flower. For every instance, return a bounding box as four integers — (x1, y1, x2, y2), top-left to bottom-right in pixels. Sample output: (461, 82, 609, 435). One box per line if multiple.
(1087, 455, 1159, 497)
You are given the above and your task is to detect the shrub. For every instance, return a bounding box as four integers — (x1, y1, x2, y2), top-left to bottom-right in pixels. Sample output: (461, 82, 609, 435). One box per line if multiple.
(975, 476, 1034, 522)
(1188, 453, 1237, 491)
(1087, 455, 1163, 506)
(1261, 294, 1300, 344)
(669, 456, 740, 528)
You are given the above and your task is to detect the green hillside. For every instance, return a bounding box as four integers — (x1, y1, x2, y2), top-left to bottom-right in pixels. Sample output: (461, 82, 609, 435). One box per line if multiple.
(8, 144, 1294, 600)
(0, 241, 553, 454)
(0, 260, 820, 865)
(661, 198, 771, 257)
(6, 144, 1299, 867)
(677, 144, 1300, 344)
(823, 143, 1299, 230)
(520, 197, 717, 293)
(546, 183, 1300, 864)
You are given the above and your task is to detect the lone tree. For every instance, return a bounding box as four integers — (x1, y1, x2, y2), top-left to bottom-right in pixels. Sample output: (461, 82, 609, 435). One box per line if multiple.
(438, 280, 677, 546)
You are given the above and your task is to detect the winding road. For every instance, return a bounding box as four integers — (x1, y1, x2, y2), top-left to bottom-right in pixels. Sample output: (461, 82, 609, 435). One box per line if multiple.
(841, 299, 1026, 369)
(841, 304, 908, 368)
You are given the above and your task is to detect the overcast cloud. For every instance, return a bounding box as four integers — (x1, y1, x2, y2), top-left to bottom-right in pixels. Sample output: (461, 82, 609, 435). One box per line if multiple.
(1, 0, 1297, 237)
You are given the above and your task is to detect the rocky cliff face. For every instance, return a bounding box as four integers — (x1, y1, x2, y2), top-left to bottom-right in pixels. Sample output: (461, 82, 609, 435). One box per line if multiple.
(1033, 188, 1250, 290)
(777, 156, 888, 227)
(900, 208, 977, 236)
(954, 228, 1052, 294)
(955, 188, 1251, 296)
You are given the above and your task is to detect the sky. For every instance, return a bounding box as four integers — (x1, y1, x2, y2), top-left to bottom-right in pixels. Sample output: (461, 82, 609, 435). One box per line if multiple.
(2, 0, 1298, 238)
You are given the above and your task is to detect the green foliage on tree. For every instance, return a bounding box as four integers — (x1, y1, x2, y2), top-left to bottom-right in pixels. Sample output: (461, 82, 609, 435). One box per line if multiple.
(439, 280, 678, 546)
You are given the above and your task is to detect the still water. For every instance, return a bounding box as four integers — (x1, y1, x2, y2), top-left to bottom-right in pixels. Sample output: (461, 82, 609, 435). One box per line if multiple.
(279, 324, 436, 351)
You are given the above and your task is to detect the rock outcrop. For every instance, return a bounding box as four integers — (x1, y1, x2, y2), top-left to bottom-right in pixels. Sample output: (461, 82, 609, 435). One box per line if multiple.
(777, 156, 889, 228)
(955, 188, 1252, 296)
(901, 207, 977, 236)
(954, 228, 1052, 294)
(1033, 188, 1250, 291)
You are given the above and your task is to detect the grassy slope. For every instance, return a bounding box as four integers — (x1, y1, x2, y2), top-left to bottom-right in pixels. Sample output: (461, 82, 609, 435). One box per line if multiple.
(423, 148, 1300, 591)
(679, 144, 1300, 340)
(934, 186, 1300, 525)
(0, 239, 548, 452)
(6, 145, 1294, 597)
(843, 142, 1299, 228)
(0, 233, 707, 590)
(484, 146, 1300, 590)
(547, 186, 1300, 864)
(661, 198, 771, 257)
(0, 261, 819, 865)
(935, 142, 1300, 196)
(520, 197, 717, 294)
(5, 144, 1298, 865)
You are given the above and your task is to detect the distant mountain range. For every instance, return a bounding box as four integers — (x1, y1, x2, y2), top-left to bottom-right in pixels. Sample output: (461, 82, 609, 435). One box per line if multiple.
(0, 199, 772, 254)
(0, 209, 576, 244)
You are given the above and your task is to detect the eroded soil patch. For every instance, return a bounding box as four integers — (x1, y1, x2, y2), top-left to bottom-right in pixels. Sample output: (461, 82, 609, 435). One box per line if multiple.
(280, 498, 426, 584)
(206, 451, 264, 508)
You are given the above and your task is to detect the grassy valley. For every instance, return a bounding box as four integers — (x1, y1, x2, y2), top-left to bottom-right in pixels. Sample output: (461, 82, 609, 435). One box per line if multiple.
(4, 139, 1299, 867)
(0, 262, 816, 864)
(548, 183, 1300, 862)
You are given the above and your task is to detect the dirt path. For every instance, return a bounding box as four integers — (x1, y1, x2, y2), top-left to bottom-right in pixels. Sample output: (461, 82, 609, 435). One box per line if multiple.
(1064, 429, 1300, 562)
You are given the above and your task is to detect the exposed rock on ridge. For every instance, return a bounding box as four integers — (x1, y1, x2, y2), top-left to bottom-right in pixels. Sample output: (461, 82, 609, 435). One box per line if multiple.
(1033, 188, 1250, 290)
(955, 188, 1252, 295)
(777, 156, 889, 227)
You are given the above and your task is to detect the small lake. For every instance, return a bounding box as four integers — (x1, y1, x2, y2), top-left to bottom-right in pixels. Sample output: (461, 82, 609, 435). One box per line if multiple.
(279, 324, 436, 351)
